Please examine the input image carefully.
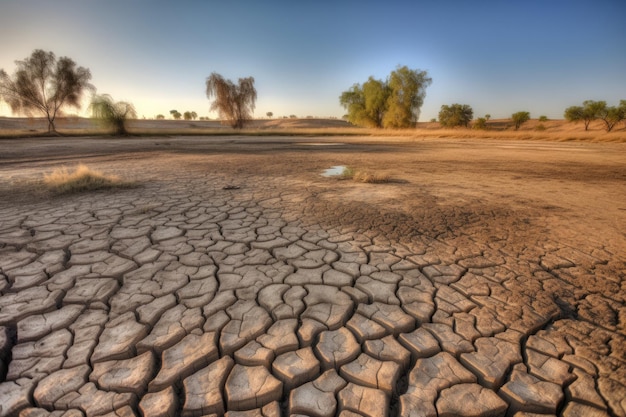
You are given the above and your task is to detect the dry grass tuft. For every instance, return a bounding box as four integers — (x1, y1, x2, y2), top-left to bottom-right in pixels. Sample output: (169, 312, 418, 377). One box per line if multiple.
(342, 167, 391, 183)
(43, 164, 132, 194)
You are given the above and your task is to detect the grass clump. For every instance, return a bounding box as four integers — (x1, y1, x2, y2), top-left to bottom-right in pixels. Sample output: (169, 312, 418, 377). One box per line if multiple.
(44, 164, 131, 194)
(342, 166, 390, 183)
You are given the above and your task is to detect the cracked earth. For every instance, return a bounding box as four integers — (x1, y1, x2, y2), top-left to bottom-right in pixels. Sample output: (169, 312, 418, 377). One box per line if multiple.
(0, 136, 624, 417)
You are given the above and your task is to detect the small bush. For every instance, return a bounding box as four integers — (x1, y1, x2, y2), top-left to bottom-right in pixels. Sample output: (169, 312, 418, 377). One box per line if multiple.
(473, 117, 487, 130)
(538, 115, 548, 122)
(44, 164, 131, 194)
(342, 167, 390, 183)
(535, 124, 546, 131)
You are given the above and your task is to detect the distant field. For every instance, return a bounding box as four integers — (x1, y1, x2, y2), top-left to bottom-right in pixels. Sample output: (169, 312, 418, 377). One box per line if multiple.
(1, 116, 625, 142)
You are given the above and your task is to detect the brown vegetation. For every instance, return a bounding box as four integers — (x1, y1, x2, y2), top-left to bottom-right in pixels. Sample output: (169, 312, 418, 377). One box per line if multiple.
(0, 116, 625, 142)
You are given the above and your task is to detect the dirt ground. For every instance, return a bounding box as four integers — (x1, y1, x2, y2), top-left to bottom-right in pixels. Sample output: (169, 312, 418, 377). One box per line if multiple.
(0, 135, 625, 416)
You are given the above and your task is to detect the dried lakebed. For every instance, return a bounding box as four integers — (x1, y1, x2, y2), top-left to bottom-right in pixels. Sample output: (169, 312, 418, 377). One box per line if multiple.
(0, 136, 624, 417)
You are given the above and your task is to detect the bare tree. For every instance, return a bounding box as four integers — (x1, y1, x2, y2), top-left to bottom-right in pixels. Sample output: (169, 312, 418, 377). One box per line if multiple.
(0, 49, 93, 133)
(205, 72, 257, 129)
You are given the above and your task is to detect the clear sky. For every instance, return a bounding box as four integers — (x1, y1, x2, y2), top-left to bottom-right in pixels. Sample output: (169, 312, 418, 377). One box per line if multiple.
(1, 0, 625, 121)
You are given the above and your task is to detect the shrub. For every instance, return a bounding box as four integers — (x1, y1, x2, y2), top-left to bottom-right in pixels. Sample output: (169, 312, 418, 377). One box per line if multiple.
(511, 111, 530, 130)
(341, 167, 390, 183)
(538, 115, 548, 122)
(43, 164, 131, 194)
(473, 117, 487, 130)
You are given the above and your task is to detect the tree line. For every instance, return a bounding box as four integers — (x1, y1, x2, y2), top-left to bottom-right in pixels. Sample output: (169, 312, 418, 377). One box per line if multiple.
(0, 50, 258, 134)
(1, 49, 624, 135)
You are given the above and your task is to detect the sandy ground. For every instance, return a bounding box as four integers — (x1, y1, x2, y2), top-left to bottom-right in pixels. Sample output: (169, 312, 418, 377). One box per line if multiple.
(0, 135, 625, 416)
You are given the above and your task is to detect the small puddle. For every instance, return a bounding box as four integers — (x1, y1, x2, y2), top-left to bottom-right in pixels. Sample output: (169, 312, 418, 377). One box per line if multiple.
(322, 165, 347, 177)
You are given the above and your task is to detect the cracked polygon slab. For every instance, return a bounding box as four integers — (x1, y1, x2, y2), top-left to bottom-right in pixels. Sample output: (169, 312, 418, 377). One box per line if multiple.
(565, 369, 607, 410)
(315, 327, 361, 371)
(33, 365, 90, 408)
(0, 287, 63, 326)
(422, 323, 474, 356)
(363, 335, 411, 371)
(225, 364, 283, 411)
(16, 304, 84, 343)
(8, 329, 72, 381)
(338, 382, 389, 417)
(150, 331, 218, 392)
(92, 312, 149, 363)
(525, 349, 575, 386)
(398, 327, 441, 360)
(91, 350, 155, 395)
(436, 383, 508, 417)
(272, 347, 320, 393)
(401, 351, 477, 413)
(357, 302, 415, 336)
(139, 386, 178, 417)
(460, 335, 522, 389)
(220, 301, 273, 355)
(346, 313, 387, 343)
(182, 356, 234, 416)
(256, 318, 299, 356)
(339, 353, 401, 395)
(0, 378, 35, 417)
(137, 305, 203, 354)
(289, 369, 347, 417)
(64, 277, 119, 309)
(500, 369, 564, 415)
(561, 402, 611, 417)
(60, 382, 136, 416)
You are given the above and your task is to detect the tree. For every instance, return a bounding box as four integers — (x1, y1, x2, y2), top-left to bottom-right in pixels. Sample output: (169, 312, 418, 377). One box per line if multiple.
(340, 77, 389, 127)
(511, 111, 530, 130)
(90, 94, 136, 135)
(383, 66, 432, 128)
(538, 115, 548, 122)
(183, 111, 192, 120)
(171, 110, 181, 120)
(473, 117, 487, 130)
(564, 100, 608, 131)
(0, 49, 93, 133)
(438, 104, 473, 128)
(339, 66, 431, 128)
(205, 72, 256, 129)
(156, 114, 165, 120)
(595, 101, 624, 132)
(191, 111, 197, 120)
(266, 112, 273, 118)
(485, 114, 491, 121)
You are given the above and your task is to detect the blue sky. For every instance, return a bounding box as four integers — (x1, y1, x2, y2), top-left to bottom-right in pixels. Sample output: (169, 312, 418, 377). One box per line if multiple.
(1, 0, 625, 120)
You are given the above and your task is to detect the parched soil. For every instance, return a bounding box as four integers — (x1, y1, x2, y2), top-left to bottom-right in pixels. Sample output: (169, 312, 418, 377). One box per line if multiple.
(0, 136, 625, 416)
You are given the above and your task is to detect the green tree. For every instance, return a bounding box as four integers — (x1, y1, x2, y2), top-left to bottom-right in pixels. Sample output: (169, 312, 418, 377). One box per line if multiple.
(339, 77, 389, 127)
(0, 49, 93, 133)
(266, 111, 273, 118)
(183, 111, 192, 120)
(171, 110, 181, 120)
(339, 66, 431, 128)
(438, 104, 473, 128)
(156, 114, 165, 120)
(511, 111, 530, 130)
(596, 102, 625, 132)
(191, 111, 197, 120)
(538, 115, 548, 122)
(206, 72, 257, 129)
(90, 94, 136, 135)
(484, 114, 491, 121)
(564, 100, 608, 131)
(383, 66, 432, 128)
(473, 117, 487, 130)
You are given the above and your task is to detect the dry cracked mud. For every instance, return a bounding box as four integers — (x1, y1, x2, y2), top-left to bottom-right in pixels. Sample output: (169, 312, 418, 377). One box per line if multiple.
(0, 136, 624, 417)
